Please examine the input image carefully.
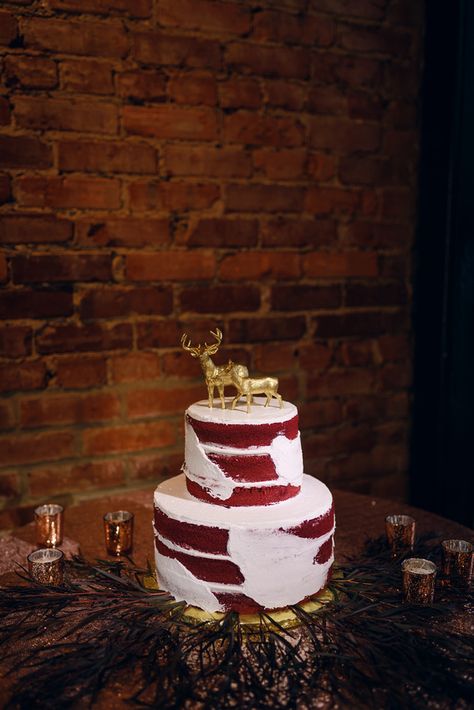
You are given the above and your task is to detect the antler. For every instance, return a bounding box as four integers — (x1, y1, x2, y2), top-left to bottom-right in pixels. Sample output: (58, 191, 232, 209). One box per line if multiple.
(181, 333, 201, 356)
(203, 328, 222, 355)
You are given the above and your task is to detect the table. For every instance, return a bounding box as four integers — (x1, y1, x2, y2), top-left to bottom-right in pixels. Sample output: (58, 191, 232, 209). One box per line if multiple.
(1, 487, 473, 708)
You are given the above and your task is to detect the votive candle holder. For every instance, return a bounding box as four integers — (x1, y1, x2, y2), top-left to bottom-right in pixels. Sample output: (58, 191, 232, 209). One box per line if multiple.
(35, 503, 64, 548)
(401, 558, 436, 605)
(104, 510, 134, 556)
(27, 548, 64, 585)
(441, 539, 473, 587)
(385, 514, 415, 556)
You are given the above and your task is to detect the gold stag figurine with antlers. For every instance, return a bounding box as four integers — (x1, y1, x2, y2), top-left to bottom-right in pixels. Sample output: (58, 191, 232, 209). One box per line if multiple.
(231, 365, 282, 413)
(181, 328, 249, 409)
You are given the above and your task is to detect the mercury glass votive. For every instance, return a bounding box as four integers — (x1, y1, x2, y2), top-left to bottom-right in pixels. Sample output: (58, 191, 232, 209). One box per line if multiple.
(441, 539, 473, 587)
(402, 558, 436, 605)
(35, 504, 64, 548)
(27, 548, 64, 585)
(385, 514, 415, 556)
(103, 511, 134, 556)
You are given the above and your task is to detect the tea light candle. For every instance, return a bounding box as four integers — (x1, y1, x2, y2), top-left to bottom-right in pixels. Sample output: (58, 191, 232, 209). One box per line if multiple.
(103, 510, 134, 556)
(401, 558, 436, 605)
(441, 539, 473, 587)
(385, 514, 415, 556)
(27, 548, 64, 585)
(35, 504, 64, 548)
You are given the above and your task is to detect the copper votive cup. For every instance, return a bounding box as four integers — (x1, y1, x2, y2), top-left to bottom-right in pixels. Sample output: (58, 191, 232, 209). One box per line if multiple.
(103, 510, 134, 556)
(401, 558, 436, 605)
(385, 514, 415, 556)
(34, 503, 64, 548)
(27, 548, 64, 585)
(441, 539, 473, 587)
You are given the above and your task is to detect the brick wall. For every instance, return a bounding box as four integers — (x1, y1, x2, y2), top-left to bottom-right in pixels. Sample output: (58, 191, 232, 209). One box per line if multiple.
(0, 0, 423, 525)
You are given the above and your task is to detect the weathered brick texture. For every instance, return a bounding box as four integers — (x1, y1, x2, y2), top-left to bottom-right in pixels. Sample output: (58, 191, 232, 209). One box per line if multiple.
(0, 0, 422, 518)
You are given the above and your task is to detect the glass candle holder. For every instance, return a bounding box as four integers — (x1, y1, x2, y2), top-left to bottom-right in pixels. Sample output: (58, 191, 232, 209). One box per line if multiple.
(27, 548, 64, 585)
(103, 511, 134, 556)
(385, 514, 415, 556)
(35, 504, 64, 548)
(441, 539, 473, 587)
(401, 558, 436, 605)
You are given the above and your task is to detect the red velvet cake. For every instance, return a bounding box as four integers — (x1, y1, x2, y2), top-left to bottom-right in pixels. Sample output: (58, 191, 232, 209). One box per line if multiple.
(153, 397, 335, 613)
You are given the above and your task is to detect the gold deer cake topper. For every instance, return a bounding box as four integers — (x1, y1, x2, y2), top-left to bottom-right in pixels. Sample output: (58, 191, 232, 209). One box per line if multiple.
(181, 328, 282, 413)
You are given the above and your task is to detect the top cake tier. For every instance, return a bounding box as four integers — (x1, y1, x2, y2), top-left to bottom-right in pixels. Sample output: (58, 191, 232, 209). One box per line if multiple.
(183, 397, 303, 507)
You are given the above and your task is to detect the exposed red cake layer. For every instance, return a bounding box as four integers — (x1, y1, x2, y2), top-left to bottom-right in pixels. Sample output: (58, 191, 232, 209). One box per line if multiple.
(155, 537, 244, 584)
(214, 592, 263, 613)
(207, 452, 278, 482)
(314, 536, 333, 565)
(186, 478, 300, 507)
(154, 508, 229, 555)
(187, 414, 298, 447)
(286, 503, 335, 538)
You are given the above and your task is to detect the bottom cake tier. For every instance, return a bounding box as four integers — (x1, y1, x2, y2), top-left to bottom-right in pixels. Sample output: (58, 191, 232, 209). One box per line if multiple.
(153, 473, 335, 613)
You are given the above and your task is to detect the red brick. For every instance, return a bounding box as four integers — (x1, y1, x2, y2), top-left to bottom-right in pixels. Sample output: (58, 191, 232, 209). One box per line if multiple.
(299, 400, 343, 430)
(180, 285, 260, 313)
(15, 176, 120, 210)
(48, 0, 151, 18)
(29, 460, 125, 497)
(341, 220, 409, 249)
(307, 153, 337, 182)
(265, 82, 305, 114)
(168, 71, 217, 106)
(53, 355, 107, 389)
(165, 145, 251, 178)
(224, 112, 303, 147)
(312, 52, 382, 88)
(0, 401, 15, 430)
(128, 181, 219, 212)
(226, 183, 304, 212)
(162, 347, 249, 377)
(271, 285, 340, 310)
(336, 340, 376, 367)
(133, 31, 221, 69)
(229, 316, 306, 343)
(0, 11, 17, 45)
(127, 384, 205, 418)
(0, 360, 47, 393)
(314, 311, 405, 338)
(339, 156, 391, 186)
(305, 187, 360, 216)
(126, 251, 215, 281)
(381, 189, 415, 220)
(379, 362, 412, 389)
(0, 97, 10, 125)
(60, 58, 114, 94)
(252, 342, 295, 372)
(307, 86, 346, 115)
(253, 148, 306, 180)
(375, 334, 410, 362)
(109, 351, 161, 383)
(184, 218, 258, 247)
(21, 392, 120, 428)
(12, 253, 113, 284)
(219, 78, 261, 109)
(123, 105, 217, 141)
(309, 117, 381, 152)
(0, 325, 32, 358)
(0, 254, 7, 282)
(308, 368, 376, 398)
(58, 140, 157, 174)
(344, 394, 386, 421)
(226, 42, 310, 79)
(14, 96, 118, 134)
(386, 391, 410, 419)
(348, 92, 384, 120)
(76, 219, 169, 248)
(304, 252, 378, 278)
(23, 18, 128, 57)
(0, 174, 11, 204)
(83, 421, 176, 455)
(220, 252, 300, 280)
(298, 343, 334, 370)
(311, 0, 385, 21)
(36, 323, 132, 354)
(4, 55, 57, 89)
(0, 135, 52, 169)
(79, 286, 172, 320)
(0, 215, 73, 244)
(0, 288, 73, 319)
(345, 282, 406, 308)
(383, 62, 420, 99)
(116, 70, 166, 101)
(0, 431, 75, 468)
(128, 452, 183, 482)
(254, 10, 334, 46)
(261, 217, 336, 247)
(157, 0, 250, 35)
(136, 318, 217, 349)
(339, 24, 412, 56)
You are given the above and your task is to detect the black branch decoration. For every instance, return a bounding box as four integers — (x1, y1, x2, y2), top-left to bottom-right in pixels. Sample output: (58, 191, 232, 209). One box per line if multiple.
(0, 535, 472, 709)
